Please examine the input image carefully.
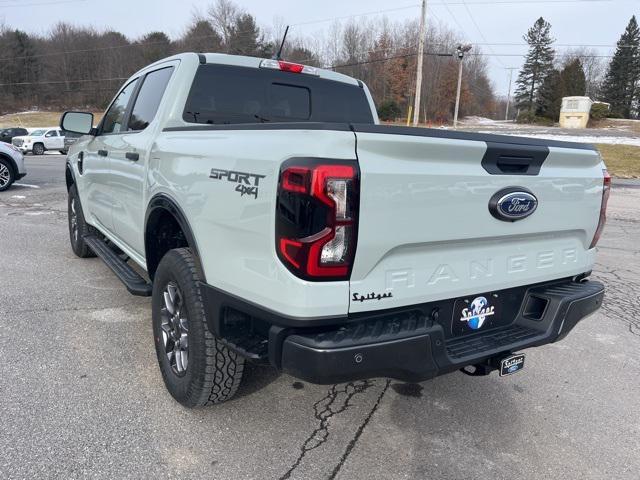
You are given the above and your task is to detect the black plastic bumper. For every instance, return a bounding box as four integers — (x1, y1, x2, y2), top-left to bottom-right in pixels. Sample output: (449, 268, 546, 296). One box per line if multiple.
(200, 278, 604, 385)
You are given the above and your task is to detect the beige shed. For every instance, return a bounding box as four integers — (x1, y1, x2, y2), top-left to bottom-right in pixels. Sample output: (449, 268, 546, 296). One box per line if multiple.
(559, 96, 592, 129)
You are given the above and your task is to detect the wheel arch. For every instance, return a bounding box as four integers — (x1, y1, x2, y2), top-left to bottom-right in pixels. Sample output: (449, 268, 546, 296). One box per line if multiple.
(65, 162, 75, 191)
(144, 193, 206, 282)
(0, 153, 18, 178)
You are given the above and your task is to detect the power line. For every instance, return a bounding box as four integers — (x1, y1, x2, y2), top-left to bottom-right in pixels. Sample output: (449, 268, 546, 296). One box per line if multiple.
(460, 0, 508, 68)
(0, 0, 87, 7)
(0, 77, 127, 87)
(291, 4, 422, 26)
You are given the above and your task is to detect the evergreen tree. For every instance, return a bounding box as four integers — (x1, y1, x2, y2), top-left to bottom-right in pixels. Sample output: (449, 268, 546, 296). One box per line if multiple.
(601, 16, 640, 118)
(537, 59, 586, 120)
(515, 17, 555, 116)
(138, 31, 172, 64)
(180, 20, 223, 53)
(536, 69, 562, 119)
(227, 14, 272, 57)
(561, 58, 587, 97)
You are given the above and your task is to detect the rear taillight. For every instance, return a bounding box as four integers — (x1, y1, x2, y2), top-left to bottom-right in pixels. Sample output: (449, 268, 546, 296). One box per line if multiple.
(276, 160, 359, 281)
(589, 169, 611, 249)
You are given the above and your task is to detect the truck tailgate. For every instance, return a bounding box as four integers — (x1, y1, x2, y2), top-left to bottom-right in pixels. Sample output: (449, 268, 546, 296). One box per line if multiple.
(349, 125, 604, 313)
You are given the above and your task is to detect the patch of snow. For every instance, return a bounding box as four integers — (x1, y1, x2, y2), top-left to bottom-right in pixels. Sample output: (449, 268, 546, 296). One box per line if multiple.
(475, 131, 640, 146)
(461, 116, 498, 125)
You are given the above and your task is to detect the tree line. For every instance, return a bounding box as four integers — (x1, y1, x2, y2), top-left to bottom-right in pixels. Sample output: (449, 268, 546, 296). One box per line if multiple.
(2, 0, 635, 123)
(0, 0, 498, 122)
(515, 15, 640, 121)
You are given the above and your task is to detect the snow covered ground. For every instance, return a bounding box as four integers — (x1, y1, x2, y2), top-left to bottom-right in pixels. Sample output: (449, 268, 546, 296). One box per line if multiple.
(457, 117, 640, 146)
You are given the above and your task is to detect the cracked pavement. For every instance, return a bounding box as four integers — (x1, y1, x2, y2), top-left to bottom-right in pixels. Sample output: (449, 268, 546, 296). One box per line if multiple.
(1, 155, 639, 479)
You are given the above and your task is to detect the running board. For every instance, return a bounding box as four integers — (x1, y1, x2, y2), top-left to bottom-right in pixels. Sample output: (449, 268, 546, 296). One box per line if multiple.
(83, 235, 152, 297)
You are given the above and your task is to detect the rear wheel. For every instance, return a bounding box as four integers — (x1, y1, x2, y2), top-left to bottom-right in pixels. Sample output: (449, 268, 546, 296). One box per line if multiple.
(152, 248, 245, 407)
(32, 143, 45, 155)
(68, 185, 95, 258)
(0, 158, 15, 191)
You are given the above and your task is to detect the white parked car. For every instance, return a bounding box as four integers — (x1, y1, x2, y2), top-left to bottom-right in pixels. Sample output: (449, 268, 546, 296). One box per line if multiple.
(0, 141, 27, 191)
(12, 128, 65, 155)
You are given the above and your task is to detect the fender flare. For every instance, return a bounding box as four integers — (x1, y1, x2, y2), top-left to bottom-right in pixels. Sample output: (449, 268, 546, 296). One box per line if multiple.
(65, 161, 76, 191)
(144, 193, 206, 282)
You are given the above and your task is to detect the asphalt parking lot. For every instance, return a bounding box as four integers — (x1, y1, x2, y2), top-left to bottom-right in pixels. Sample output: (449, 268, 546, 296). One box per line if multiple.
(1, 154, 639, 480)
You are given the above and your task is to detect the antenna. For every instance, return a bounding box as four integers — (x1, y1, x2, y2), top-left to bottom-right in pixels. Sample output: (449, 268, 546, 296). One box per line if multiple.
(274, 25, 290, 60)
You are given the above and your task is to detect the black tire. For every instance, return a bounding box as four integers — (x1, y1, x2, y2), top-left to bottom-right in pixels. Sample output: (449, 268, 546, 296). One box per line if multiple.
(0, 158, 15, 192)
(68, 184, 96, 258)
(32, 143, 45, 155)
(152, 248, 245, 407)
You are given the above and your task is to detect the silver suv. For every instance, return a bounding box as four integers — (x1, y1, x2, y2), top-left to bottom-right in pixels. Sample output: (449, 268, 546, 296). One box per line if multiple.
(0, 141, 27, 191)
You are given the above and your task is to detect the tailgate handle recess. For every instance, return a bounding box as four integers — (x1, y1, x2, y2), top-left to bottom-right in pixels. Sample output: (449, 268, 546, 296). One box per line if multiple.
(496, 156, 532, 174)
(482, 142, 549, 176)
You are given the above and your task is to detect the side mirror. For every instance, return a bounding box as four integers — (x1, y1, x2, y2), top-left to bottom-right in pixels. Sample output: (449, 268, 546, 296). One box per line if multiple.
(60, 111, 94, 135)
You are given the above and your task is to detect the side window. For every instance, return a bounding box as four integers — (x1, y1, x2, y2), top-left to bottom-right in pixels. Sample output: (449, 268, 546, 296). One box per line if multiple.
(128, 67, 174, 132)
(101, 79, 138, 134)
(45, 130, 56, 137)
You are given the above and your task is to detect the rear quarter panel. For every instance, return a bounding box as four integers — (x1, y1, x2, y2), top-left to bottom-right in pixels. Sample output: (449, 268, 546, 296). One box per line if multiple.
(149, 127, 357, 318)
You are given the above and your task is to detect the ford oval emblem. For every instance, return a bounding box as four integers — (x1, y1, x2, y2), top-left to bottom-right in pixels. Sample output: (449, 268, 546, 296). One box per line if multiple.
(489, 188, 538, 222)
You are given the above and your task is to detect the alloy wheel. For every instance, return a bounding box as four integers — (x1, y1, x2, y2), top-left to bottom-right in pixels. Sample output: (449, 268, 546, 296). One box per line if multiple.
(160, 281, 189, 376)
(70, 197, 79, 243)
(0, 163, 9, 188)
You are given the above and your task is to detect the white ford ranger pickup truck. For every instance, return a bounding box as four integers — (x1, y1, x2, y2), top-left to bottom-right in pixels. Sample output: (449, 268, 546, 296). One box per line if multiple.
(61, 53, 607, 407)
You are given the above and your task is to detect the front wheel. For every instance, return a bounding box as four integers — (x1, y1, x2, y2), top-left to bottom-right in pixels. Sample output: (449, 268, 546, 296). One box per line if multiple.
(32, 143, 45, 155)
(0, 158, 15, 191)
(152, 248, 245, 407)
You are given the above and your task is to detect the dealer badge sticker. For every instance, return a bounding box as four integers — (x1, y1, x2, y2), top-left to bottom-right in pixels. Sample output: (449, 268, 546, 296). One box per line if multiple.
(460, 296, 495, 330)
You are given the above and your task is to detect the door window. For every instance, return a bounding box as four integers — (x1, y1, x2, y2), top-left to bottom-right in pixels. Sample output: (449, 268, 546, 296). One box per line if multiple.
(128, 67, 174, 132)
(45, 130, 57, 137)
(101, 79, 138, 134)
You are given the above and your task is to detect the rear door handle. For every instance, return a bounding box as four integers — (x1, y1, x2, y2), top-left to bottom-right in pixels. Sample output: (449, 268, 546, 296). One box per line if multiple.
(126, 152, 140, 161)
(98, 149, 108, 157)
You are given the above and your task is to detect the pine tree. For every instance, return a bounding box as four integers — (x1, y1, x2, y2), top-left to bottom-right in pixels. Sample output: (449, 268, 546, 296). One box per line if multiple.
(227, 14, 272, 57)
(561, 58, 587, 97)
(536, 69, 562, 119)
(601, 16, 640, 118)
(515, 17, 556, 116)
(536, 59, 587, 120)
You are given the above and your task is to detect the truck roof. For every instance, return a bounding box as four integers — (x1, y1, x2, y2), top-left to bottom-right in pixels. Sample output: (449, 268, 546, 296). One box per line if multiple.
(139, 52, 361, 87)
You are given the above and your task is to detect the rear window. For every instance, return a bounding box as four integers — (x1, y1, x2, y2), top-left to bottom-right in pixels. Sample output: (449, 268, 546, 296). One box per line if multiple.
(183, 64, 374, 125)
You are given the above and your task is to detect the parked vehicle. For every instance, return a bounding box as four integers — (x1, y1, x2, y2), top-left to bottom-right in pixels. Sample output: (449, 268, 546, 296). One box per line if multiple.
(0, 127, 29, 144)
(12, 128, 65, 155)
(61, 53, 607, 407)
(61, 131, 82, 155)
(0, 141, 27, 191)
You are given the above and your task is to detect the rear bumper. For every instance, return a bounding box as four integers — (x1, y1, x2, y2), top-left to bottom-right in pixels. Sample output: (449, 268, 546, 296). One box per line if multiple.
(201, 278, 604, 384)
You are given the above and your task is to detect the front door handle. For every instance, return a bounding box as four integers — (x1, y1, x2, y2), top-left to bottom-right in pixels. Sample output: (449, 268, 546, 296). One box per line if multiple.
(98, 149, 108, 157)
(126, 152, 140, 161)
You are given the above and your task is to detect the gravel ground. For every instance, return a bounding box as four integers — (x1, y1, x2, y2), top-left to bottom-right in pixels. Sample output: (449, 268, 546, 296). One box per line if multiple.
(1, 155, 638, 480)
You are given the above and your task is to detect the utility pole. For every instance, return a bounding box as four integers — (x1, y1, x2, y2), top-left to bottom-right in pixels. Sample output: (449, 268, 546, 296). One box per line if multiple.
(453, 44, 472, 129)
(412, 0, 427, 127)
(504, 67, 516, 121)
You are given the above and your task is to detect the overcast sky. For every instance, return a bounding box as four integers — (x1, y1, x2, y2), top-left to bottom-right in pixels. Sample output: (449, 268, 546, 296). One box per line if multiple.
(1, 0, 638, 96)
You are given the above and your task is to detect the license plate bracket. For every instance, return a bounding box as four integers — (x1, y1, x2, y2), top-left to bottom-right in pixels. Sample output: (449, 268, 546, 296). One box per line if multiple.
(499, 353, 525, 376)
(451, 292, 504, 336)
